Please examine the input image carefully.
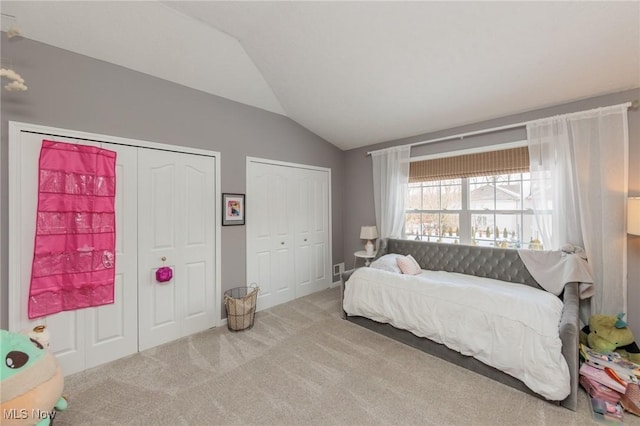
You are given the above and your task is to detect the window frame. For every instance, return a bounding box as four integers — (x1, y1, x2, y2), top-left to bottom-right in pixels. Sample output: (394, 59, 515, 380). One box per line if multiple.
(404, 142, 546, 249)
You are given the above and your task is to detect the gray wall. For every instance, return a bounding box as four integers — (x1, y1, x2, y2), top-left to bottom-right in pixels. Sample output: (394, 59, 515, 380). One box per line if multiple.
(0, 36, 344, 327)
(2, 35, 638, 337)
(343, 88, 640, 330)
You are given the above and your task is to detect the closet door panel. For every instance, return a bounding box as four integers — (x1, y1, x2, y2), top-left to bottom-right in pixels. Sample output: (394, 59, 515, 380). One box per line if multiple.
(151, 164, 177, 249)
(295, 169, 331, 297)
(186, 262, 207, 317)
(13, 132, 45, 340)
(315, 242, 327, 280)
(251, 179, 274, 303)
(153, 280, 178, 324)
(255, 252, 273, 299)
(247, 162, 295, 310)
(273, 244, 294, 298)
(180, 155, 216, 336)
(86, 143, 138, 369)
(91, 275, 124, 341)
(11, 131, 134, 375)
(138, 150, 216, 350)
(46, 311, 84, 363)
(313, 171, 330, 285)
(295, 174, 313, 288)
(296, 245, 312, 287)
(185, 165, 207, 246)
(138, 152, 181, 349)
(271, 171, 294, 305)
(15, 134, 99, 373)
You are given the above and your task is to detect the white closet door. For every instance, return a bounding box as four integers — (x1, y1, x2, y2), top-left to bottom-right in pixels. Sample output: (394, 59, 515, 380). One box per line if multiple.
(246, 162, 295, 310)
(137, 149, 216, 351)
(247, 160, 331, 311)
(85, 143, 139, 369)
(294, 169, 331, 297)
(10, 132, 138, 375)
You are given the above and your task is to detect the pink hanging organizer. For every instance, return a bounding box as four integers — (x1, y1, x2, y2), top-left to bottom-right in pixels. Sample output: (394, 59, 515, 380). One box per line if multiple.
(28, 140, 117, 319)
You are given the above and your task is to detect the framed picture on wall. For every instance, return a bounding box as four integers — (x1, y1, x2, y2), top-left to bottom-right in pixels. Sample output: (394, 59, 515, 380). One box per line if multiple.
(222, 193, 245, 226)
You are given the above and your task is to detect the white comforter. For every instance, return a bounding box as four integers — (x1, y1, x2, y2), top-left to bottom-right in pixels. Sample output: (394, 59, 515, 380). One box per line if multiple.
(343, 267, 570, 401)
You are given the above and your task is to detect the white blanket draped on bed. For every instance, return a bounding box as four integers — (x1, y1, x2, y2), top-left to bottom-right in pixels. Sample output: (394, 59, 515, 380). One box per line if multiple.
(517, 249, 594, 299)
(343, 267, 570, 401)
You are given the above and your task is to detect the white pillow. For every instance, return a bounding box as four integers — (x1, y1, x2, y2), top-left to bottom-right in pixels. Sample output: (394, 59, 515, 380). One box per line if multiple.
(369, 254, 402, 274)
(396, 254, 422, 275)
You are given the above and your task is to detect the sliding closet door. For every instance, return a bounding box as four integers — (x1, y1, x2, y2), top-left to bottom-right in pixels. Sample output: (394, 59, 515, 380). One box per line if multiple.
(294, 168, 331, 297)
(246, 162, 296, 311)
(137, 149, 217, 351)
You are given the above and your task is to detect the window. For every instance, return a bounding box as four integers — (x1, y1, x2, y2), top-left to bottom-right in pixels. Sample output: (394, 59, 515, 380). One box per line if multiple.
(405, 146, 547, 249)
(406, 178, 462, 244)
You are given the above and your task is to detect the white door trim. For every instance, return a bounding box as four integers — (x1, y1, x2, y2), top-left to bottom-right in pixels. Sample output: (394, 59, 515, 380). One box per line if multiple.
(10, 121, 219, 156)
(8, 121, 223, 330)
(247, 156, 333, 173)
(245, 156, 332, 308)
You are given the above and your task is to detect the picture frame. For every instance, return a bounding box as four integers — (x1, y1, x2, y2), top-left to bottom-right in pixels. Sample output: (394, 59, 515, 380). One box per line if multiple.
(222, 193, 245, 226)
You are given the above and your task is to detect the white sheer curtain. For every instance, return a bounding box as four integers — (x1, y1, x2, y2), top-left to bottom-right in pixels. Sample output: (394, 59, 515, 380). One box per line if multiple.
(371, 146, 411, 243)
(527, 104, 629, 316)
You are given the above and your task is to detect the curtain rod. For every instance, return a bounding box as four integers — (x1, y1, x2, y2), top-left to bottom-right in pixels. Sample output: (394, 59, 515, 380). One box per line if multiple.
(366, 100, 637, 156)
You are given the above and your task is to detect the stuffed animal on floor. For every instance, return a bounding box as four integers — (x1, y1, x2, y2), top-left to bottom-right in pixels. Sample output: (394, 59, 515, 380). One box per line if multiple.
(0, 329, 67, 426)
(581, 313, 640, 364)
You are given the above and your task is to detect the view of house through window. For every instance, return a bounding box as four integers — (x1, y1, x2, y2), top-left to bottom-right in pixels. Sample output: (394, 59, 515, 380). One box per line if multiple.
(405, 149, 549, 249)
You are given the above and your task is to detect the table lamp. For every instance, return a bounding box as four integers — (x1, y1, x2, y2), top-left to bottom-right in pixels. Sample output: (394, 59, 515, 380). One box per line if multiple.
(629, 197, 640, 236)
(360, 226, 378, 255)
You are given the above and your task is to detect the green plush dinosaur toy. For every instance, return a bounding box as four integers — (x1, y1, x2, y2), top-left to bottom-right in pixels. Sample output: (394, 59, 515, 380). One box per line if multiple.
(581, 313, 640, 364)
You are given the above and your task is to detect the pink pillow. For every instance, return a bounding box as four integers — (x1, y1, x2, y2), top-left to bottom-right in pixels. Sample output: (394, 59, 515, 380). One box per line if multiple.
(396, 254, 422, 275)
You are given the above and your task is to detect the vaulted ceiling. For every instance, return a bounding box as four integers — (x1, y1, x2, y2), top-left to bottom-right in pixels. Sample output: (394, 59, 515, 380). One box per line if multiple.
(2, 1, 639, 150)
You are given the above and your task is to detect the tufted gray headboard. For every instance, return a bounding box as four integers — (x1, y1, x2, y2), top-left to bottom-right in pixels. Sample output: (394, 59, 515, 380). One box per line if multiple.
(377, 238, 544, 291)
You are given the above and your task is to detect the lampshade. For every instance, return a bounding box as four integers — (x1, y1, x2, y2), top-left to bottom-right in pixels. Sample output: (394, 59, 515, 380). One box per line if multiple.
(360, 226, 378, 240)
(629, 197, 640, 236)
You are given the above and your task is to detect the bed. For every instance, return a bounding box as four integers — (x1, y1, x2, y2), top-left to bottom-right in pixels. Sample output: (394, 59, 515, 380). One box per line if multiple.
(341, 238, 582, 411)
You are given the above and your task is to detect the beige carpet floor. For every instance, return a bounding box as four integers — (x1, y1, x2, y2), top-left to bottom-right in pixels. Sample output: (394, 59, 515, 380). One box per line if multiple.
(54, 287, 640, 425)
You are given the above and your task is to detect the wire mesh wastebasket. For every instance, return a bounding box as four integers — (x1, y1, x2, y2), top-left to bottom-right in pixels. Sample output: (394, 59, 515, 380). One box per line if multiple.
(224, 284, 259, 332)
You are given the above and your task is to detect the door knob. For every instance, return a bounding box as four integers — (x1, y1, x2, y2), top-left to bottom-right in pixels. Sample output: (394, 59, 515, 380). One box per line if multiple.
(161, 256, 167, 261)
(281, 242, 285, 245)
(304, 238, 307, 242)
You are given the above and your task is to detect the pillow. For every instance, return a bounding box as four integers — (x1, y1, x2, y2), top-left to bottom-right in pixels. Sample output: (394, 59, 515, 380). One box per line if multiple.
(369, 254, 402, 274)
(396, 254, 422, 275)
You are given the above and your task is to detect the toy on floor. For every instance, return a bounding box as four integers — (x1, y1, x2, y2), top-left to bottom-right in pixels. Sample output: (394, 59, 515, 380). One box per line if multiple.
(0, 328, 67, 426)
(581, 313, 640, 364)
